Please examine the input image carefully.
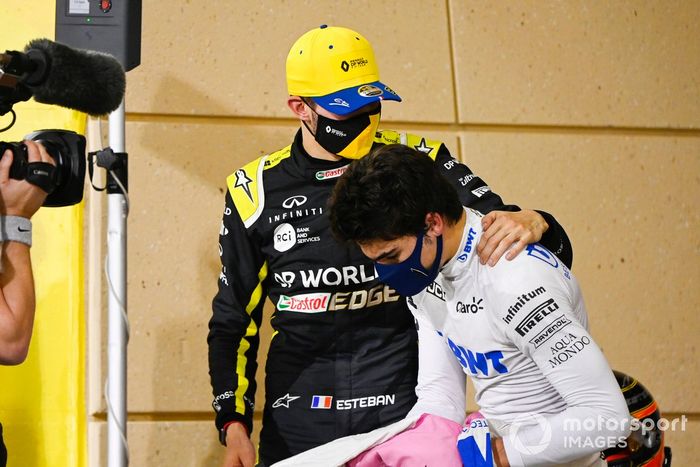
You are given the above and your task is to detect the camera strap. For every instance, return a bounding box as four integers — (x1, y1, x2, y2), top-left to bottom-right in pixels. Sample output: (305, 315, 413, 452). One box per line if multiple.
(25, 162, 58, 194)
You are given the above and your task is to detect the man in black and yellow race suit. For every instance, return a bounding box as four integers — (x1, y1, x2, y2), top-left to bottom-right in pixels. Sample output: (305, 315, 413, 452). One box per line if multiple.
(208, 25, 573, 467)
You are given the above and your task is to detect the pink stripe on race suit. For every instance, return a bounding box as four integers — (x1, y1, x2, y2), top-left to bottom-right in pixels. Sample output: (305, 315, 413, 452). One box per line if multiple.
(348, 413, 463, 467)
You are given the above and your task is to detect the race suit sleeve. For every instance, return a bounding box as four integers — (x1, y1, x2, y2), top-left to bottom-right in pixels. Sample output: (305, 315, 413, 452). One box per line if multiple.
(406, 300, 467, 425)
(432, 143, 573, 268)
(491, 264, 631, 466)
(208, 190, 267, 435)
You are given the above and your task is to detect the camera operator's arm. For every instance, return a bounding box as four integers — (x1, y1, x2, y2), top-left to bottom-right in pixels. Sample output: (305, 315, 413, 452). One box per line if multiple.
(0, 141, 52, 365)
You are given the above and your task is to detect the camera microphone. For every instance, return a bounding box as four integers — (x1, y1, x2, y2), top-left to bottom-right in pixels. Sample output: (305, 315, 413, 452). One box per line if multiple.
(0, 38, 126, 116)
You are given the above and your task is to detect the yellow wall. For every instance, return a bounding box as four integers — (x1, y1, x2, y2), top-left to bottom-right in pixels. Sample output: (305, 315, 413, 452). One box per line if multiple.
(0, 2, 86, 466)
(86, 1, 699, 465)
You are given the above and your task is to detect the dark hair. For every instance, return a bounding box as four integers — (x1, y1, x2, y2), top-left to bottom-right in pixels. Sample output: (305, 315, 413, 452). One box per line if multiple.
(329, 144, 463, 244)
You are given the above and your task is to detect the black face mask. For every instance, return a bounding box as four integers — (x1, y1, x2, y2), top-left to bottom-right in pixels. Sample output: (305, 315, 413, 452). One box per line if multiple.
(303, 102, 381, 159)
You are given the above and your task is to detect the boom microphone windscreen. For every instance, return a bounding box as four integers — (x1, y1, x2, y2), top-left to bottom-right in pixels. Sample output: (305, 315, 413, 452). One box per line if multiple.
(22, 38, 126, 116)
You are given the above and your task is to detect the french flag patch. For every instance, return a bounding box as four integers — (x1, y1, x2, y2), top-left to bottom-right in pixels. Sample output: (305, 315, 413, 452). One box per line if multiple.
(310, 395, 333, 409)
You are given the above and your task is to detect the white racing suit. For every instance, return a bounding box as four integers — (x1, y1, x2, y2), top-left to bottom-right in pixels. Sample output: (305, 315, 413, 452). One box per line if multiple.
(405, 208, 631, 466)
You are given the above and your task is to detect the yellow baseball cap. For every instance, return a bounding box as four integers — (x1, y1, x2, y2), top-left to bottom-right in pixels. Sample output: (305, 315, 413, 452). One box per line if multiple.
(286, 25, 401, 115)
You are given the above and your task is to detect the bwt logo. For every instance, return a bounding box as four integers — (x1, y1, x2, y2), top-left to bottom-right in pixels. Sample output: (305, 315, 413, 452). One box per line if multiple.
(447, 338, 508, 376)
(457, 228, 477, 262)
(282, 195, 307, 209)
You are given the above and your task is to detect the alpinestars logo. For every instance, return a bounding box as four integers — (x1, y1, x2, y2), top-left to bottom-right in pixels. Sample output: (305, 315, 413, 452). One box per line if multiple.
(414, 138, 434, 154)
(234, 169, 253, 202)
(272, 393, 300, 408)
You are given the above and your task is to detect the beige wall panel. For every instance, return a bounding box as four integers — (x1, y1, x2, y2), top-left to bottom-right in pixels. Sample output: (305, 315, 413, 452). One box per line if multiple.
(91, 421, 222, 467)
(662, 416, 700, 466)
(122, 120, 296, 412)
(450, 1, 700, 127)
(459, 131, 700, 412)
(126, 0, 454, 123)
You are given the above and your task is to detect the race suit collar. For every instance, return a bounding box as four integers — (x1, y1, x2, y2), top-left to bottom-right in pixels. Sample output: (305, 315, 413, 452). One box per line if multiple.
(292, 129, 363, 182)
(440, 208, 482, 281)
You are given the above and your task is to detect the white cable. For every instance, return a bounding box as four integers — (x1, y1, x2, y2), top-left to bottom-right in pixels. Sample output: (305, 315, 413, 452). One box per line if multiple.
(103, 254, 130, 464)
(104, 379, 130, 465)
(108, 170, 130, 216)
(101, 156, 131, 464)
(104, 254, 131, 339)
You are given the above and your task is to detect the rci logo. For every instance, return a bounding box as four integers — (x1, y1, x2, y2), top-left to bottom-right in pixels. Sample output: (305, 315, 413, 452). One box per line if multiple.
(273, 223, 296, 252)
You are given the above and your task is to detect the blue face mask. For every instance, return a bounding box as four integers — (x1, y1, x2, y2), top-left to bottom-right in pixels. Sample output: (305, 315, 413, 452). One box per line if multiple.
(375, 230, 443, 296)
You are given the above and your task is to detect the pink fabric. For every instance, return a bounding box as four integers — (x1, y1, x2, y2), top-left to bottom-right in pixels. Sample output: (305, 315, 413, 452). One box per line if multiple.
(463, 410, 484, 426)
(347, 414, 463, 467)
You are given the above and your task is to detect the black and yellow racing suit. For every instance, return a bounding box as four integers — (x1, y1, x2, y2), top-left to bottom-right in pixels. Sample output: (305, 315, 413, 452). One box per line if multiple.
(207, 129, 573, 465)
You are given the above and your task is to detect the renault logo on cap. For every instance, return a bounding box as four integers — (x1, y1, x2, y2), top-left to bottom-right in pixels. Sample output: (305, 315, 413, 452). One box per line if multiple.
(341, 61, 350, 72)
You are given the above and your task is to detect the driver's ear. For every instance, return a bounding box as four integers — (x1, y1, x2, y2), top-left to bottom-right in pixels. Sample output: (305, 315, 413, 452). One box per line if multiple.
(287, 96, 311, 119)
(424, 212, 445, 237)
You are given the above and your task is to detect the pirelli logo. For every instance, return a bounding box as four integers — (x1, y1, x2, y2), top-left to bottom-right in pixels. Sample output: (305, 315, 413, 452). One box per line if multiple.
(514, 299, 560, 337)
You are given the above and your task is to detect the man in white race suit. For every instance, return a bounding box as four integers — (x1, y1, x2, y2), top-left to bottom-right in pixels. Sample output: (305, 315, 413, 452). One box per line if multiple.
(321, 144, 632, 467)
